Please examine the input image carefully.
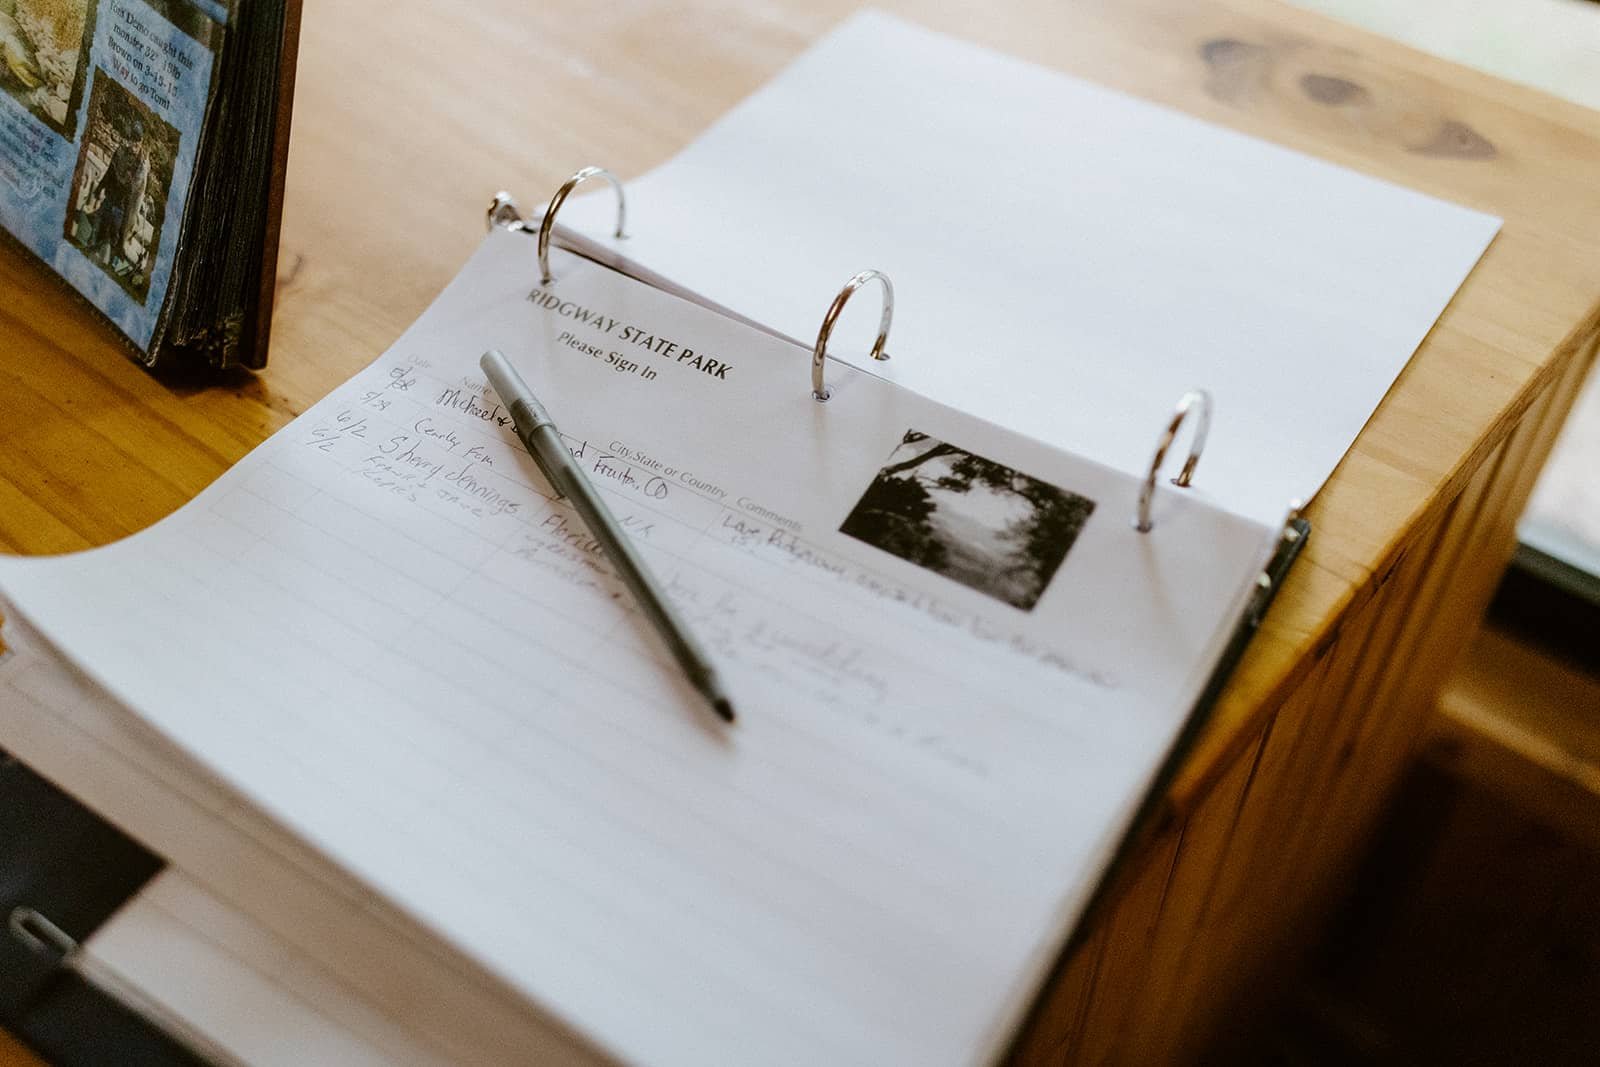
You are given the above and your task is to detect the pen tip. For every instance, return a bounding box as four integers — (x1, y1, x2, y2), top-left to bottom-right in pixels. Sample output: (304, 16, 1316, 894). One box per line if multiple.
(712, 697, 737, 724)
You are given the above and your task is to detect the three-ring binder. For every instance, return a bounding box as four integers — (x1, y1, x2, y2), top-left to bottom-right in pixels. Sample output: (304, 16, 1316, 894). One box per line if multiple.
(486, 168, 627, 286)
(535, 166, 627, 284)
(485, 190, 524, 233)
(1135, 389, 1211, 533)
(809, 269, 893, 402)
(495, 167, 1225, 534)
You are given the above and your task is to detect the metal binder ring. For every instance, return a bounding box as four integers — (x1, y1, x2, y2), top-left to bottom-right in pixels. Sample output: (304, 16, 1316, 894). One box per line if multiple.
(8, 906, 77, 962)
(810, 270, 893, 401)
(486, 191, 525, 232)
(537, 166, 627, 283)
(1134, 389, 1212, 533)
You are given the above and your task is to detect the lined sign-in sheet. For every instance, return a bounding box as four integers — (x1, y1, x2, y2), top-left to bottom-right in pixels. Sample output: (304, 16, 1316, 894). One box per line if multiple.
(0, 232, 1276, 1066)
(0, 613, 603, 1066)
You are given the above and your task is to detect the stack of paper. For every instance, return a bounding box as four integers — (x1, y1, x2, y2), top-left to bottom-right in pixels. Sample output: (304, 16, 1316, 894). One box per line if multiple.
(0, 11, 1499, 1065)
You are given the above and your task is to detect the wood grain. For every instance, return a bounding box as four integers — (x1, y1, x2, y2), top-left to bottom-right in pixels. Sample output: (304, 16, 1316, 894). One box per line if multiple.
(0, 1029, 39, 1067)
(1430, 621, 1600, 851)
(1281, 753, 1600, 1064)
(3, 0, 1598, 1060)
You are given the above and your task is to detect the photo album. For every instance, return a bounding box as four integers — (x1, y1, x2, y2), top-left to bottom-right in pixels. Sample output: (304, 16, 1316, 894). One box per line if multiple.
(0, 0, 300, 372)
(0, 11, 1502, 1066)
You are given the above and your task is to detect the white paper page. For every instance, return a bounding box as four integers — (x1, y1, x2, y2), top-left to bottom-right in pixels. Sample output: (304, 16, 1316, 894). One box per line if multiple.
(0, 232, 1276, 1067)
(557, 9, 1502, 524)
(0, 615, 605, 1067)
(80, 870, 450, 1067)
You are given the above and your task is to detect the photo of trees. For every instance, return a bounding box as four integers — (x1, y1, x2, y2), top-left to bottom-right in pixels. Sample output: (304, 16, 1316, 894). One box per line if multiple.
(840, 429, 1095, 610)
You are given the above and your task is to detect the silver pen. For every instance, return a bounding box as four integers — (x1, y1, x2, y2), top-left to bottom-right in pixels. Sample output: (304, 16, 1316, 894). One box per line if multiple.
(480, 349, 736, 724)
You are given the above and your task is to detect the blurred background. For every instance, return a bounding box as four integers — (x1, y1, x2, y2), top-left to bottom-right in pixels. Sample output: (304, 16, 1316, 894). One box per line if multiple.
(1246, 1, 1599, 1062)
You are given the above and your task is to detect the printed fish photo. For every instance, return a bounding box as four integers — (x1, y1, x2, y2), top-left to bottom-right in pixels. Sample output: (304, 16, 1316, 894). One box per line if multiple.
(0, 0, 96, 137)
(62, 67, 179, 302)
(840, 429, 1095, 611)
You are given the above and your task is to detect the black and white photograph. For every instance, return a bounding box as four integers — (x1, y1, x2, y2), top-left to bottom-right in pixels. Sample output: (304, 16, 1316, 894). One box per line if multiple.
(840, 429, 1095, 610)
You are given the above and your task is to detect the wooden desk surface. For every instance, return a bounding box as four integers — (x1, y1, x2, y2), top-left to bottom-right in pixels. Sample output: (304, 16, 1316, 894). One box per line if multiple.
(2, 0, 1598, 1062)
